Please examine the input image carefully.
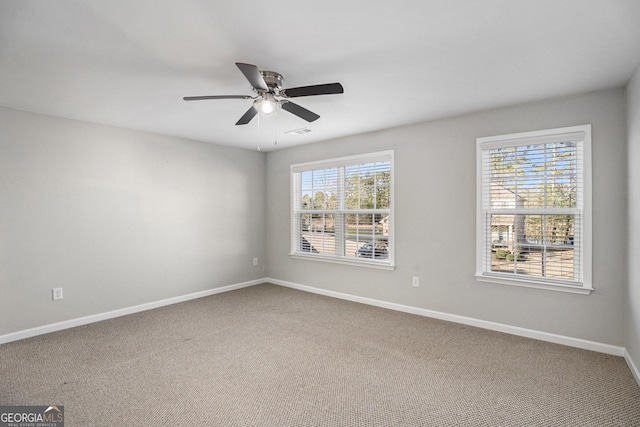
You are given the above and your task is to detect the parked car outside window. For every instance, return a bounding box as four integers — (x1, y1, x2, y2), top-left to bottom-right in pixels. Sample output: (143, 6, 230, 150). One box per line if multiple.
(356, 241, 388, 259)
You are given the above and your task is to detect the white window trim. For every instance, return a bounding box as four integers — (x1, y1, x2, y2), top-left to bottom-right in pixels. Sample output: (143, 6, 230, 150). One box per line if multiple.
(290, 150, 395, 269)
(475, 125, 592, 295)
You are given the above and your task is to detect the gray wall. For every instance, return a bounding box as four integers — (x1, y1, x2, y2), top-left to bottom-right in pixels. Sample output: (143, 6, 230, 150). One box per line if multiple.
(266, 88, 627, 346)
(627, 66, 640, 371)
(0, 107, 266, 336)
(1, 87, 632, 352)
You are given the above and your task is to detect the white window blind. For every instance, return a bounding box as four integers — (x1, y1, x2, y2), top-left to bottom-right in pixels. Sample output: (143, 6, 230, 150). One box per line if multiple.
(291, 151, 394, 268)
(476, 125, 592, 293)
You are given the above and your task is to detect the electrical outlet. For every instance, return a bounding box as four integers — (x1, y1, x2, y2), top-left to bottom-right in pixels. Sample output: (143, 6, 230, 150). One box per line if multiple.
(412, 276, 420, 288)
(52, 288, 63, 300)
(253, 257, 258, 266)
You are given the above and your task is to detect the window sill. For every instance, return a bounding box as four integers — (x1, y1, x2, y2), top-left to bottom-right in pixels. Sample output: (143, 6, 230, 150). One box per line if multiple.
(475, 273, 593, 295)
(290, 253, 396, 270)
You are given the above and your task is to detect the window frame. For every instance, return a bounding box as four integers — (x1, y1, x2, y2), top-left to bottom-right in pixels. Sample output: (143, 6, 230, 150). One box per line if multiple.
(290, 150, 395, 270)
(476, 125, 592, 294)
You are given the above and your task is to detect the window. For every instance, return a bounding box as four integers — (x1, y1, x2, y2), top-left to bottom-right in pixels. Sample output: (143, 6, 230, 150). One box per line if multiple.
(291, 151, 394, 269)
(476, 125, 592, 294)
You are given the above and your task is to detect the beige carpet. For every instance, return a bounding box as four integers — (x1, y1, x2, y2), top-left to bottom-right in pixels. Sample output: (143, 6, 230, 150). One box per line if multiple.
(1, 283, 639, 426)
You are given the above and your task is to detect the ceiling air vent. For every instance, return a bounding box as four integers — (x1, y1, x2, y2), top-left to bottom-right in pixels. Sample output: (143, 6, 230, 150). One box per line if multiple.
(285, 128, 312, 135)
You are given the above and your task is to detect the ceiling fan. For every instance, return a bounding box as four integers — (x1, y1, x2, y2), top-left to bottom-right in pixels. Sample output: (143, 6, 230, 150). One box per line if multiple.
(184, 62, 344, 125)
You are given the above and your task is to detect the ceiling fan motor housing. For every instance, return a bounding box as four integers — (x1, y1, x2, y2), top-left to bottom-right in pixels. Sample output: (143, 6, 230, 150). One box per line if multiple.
(260, 70, 284, 93)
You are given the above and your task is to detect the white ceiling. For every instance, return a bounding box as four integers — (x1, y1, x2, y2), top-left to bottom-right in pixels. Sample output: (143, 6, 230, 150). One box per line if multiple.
(2, 1, 640, 152)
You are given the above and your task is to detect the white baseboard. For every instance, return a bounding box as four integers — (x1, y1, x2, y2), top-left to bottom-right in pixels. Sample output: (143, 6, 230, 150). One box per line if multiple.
(0, 279, 263, 345)
(267, 278, 625, 357)
(625, 349, 640, 385)
(1, 277, 628, 361)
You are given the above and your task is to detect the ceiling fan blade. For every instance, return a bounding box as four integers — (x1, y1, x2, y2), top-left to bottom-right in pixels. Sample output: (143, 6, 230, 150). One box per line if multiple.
(235, 63, 268, 91)
(281, 101, 320, 122)
(183, 95, 252, 101)
(282, 83, 344, 98)
(235, 106, 258, 125)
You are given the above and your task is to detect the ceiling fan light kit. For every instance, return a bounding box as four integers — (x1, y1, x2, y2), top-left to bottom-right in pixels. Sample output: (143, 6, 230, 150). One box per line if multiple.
(253, 93, 277, 116)
(184, 63, 343, 125)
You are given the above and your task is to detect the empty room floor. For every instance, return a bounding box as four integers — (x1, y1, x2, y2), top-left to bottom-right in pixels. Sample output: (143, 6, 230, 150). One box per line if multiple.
(1, 284, 639, 426)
